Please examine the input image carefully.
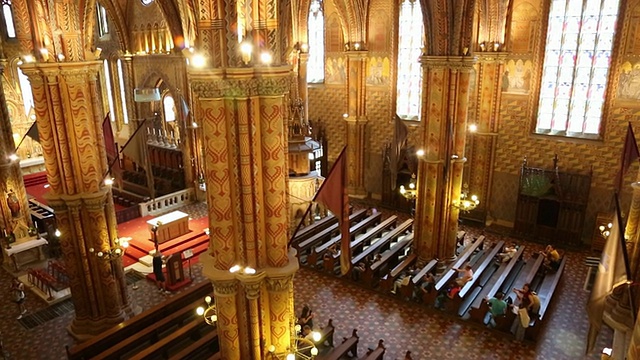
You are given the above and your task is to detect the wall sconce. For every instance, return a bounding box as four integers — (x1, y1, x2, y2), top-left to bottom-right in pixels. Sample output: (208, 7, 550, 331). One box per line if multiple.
(240, 41, 253, 65)
(260, 51, 273, 65)
(399, 173, 417, 201)
(452, 183, 479, 212)
(599, 223, 613, 238)
(300, 43, 309, 53)
(479, 42, 486, 52)
(190, 54, 206, 68)
(40, 48, 50, 62)
(493, 42, 501, 52)
(88, 237, 130, 261)
(196, 296, 218, 326)
(229, 264, 257, 275)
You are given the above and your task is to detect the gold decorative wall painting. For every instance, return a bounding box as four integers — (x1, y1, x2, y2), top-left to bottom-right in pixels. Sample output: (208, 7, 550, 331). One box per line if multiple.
(366, 57, 391, 86)
(325, 57, 346, 84)
(617, 62, 640, 101)
(503, 59, 533, 94)
(508, 1, 539, 54)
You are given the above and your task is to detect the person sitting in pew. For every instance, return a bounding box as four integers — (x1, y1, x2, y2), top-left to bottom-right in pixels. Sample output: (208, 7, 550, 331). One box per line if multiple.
(513, 283, 536, 316)
(434, 281, 461, 310)
(392, 272, 411, 294)
(373, 254, 382, 263)
(414, 271, 436, 301)
(539, 244, 561, 272)
(352, 262, 366, 281)
(530, 291, 541, 317)
(302, 325, 315, 341)
(483, 292, 507, 328)
(497, 243, 518, 263)
(298, 305, 314, 329)
(323, 243, 338, 261)
(453, 264, 474, 287)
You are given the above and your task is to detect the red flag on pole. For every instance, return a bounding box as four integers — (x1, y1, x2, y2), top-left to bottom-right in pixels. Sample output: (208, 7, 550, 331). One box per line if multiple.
(102, 113, 122, 178)
(615, 122, 640, 191)
(314, 147, 350, 275)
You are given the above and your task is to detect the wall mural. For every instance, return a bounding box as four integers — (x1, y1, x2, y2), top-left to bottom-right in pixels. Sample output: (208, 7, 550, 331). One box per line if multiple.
(325, 57, 346, 84)
(366, 56, 390, 86)
(502, 59, 533, 94)
(617, 61, 640, 100)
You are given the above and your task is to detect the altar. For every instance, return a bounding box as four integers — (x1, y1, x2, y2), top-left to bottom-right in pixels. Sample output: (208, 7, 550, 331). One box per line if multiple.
(2, 238, 49, 270)
(147, 211, 190, 244)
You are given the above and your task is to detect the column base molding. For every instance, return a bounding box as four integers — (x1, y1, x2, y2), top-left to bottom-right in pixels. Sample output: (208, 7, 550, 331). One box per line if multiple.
(67, 311, 126, 341)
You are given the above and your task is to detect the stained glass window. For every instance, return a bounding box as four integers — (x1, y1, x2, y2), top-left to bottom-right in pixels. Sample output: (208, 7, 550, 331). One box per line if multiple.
(163, 95, 176, 122)
(396, 0, 424, 121)
(2, 0, 15, 38)
(102, 60, 116, 122)
(536, 0, 620, 138)
(307, 0, 324, 83)
(116, 59, 129, 125)
(97, 3, 109, 37)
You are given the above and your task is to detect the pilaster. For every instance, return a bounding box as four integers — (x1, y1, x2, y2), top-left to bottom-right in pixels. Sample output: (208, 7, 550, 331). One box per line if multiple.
(345, 51, 368, 197)
(20, 61, 130, 340)
(413, 56, 476, 263)
(464, 52, 506, 223)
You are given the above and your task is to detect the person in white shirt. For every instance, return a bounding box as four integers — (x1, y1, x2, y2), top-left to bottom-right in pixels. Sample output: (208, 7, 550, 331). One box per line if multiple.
(454, 265, 474, 286)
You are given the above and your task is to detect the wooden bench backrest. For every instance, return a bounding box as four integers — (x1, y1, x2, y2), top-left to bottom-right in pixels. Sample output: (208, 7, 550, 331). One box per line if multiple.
(412, 259, 438, 286)
(389, 253, 418, 279)
(371, 233, 414, 272)
(292, 214, 336, 244)
(537, 256, 567, 320)
(459, 241, 504, 298)
(168, 329, 219, 360)
(315, 212, 382, 255)
(67, 281, 213, 360)
(434, 236, 485, 291)
(350, 216, 398, 252)
(92, 297, 206, 360)
(129, 317, 205, 360)
(504, 253, 544, 303)
(359, 219, 413, 268)
(296, 209, 367, 252)
(317, 330, 359, 360)
(482, 245, 526, 302)
(363, 340, 386, 360)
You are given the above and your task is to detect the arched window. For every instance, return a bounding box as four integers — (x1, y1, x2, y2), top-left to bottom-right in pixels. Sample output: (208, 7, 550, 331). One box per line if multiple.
(307, 0, 324, 83)
(396, 0, 424, 121)
(102, 60, 116, 122)
(536, 0, 620, 138)
(2, 0, 16, 39)
(116, 59, 129, 124)
(96, 2, 109, 37)
(163, 95, 176, 122)
(17, 67, 33, 117)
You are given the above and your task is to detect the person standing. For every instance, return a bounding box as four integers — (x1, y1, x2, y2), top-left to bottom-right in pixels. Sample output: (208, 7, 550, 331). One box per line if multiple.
(11, 278, 27, 319)
(153, 252, 169, 294)
(484, 292, 508, 328)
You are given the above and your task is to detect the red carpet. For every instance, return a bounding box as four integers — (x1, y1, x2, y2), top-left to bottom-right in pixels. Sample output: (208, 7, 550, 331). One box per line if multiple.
(118, 214, 210, 267)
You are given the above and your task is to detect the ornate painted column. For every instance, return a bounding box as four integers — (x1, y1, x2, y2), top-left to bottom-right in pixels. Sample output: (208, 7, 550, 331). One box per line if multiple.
(345, 50, 368, 197)
(464, 52, 506, 223)
(0, 65, 32, 236)
(191, 65, 298, 360)
(413, 56, 476, 264)
(21, 61, 131, 340)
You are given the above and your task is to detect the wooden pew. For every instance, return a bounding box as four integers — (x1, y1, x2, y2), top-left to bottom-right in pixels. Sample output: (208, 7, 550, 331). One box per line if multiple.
(66, 281, 213, 360)
(362, 339, 385, 360)
(128, 317, 208, 360)
(363, 233, 414, 287)
(468, 246, 526, 323)
(358, 219, 414, 283)
(495, 253, 545, 331)
(316, 319, 335, 348)
(450, 241, 505, 315)
(92, 298, 207, 360)
(400, 259, 438, 299)
(324, 215, 399, 274)
(296, 209, 368, 260)
(168, 329, 219, 360)
(423, 235, 486, 305)
(308, 212, 382, 266)
(316, 329, 359, 360)
(291, 214, 336, 246)
(525, 256, 567, 341)
(380, 253, 418, 293)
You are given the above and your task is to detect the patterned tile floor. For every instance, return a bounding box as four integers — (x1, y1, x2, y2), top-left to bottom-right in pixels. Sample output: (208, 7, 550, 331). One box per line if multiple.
(0, 212, 614, 360)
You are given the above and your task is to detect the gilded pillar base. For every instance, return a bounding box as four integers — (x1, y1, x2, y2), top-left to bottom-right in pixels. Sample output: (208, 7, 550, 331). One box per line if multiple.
(201, 249, 299, 360)
(345, 117, 368, 198)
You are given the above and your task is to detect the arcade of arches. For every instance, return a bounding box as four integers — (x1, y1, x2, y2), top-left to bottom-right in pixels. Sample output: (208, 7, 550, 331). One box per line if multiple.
(2, 0, 640, 359)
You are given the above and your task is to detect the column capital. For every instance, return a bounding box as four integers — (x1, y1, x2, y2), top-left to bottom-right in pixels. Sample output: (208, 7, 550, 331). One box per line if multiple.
(212, 279, 239, 296)
(345, 51, 368, 60)
(19, 60, 102, 76)
(475, 52, 509, 63)
(420, 56, 477, 70)
(237, 271, 267, 299)
(265, 274, 294, 292)
(190, 66, 292, 98)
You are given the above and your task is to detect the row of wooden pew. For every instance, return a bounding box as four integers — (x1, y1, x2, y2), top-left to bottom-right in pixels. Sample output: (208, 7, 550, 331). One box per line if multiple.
(292, 210, 566, 343)
(67, 281, 220, 360)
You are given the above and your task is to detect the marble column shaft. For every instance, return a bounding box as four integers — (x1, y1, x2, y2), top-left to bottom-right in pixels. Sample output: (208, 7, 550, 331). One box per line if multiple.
(414, 56, 475, 262)
(21, 61, 129, 340)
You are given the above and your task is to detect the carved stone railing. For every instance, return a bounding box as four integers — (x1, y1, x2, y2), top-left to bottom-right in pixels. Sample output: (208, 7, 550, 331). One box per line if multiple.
(139, 188, 195, 217)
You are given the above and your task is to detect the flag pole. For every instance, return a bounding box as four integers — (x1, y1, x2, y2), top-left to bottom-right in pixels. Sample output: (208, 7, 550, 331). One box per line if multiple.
(614, 191, 637, 324)
(102, 117, 149, 180)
